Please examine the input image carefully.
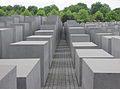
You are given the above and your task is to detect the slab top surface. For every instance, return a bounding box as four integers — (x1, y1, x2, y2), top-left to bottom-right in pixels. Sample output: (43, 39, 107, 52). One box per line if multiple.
(76, 49, 114, 58)
(83, 59, 120, 73)
(0, 28, 13, 30)
(27, 35, 52, 38)
(10, 41, 48, 45)
(96, 33, 112, 36)
(36, 30, 54, 32)
(72, 42, 97, 47)
(69, 27, 84, 29)
(0, 65, 16, 80)
(71, 34, 89, 36)
(0, 59, 40, 77)
(103, 36, 120, 39)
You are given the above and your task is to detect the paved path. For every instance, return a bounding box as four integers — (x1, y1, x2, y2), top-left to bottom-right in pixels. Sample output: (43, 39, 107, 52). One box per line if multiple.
(43, 40, 80, 89)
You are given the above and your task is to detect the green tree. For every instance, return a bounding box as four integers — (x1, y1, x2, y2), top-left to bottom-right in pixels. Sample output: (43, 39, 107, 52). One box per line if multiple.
(75, 9, 89, 23)
(44, 4, 59, 14)
(99, 4, 111, 17)
(21, 9, 32, 16)
(106, 10, 118, 21)
(94, 11, 104, 22)
(0, 9, 6, 16)
(28, 6, 38, 15)
(36, 10, 46, 16)
(61, 10, 74, 23)
(63, 3, 88, 13)
(113, 8, 120, 15)
(7, 11, 17, 16)
(47, 9, 59, 16)
(91, 2, 103, 14)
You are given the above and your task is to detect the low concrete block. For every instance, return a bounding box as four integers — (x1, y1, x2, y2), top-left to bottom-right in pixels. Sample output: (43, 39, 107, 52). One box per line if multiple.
(9, 41, 49, 86)
(35, 30, 54, 35)
(0, 59, 40, 89)
(82, 59, 120, 89)
(0, 65, 16, 89)
(70, 34, 90, 42)
(71, 42, 98, 68)
(75, 49, 114, 86)
(68, 27, 85, 34)
(102, 36, 119, 54)
(95, 33, 113, 48)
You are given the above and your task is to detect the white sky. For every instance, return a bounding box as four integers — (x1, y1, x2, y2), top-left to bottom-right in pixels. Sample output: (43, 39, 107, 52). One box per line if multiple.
(0, 0, 120, 10)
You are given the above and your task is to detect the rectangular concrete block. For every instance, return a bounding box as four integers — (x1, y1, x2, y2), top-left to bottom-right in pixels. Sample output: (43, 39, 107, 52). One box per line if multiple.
(111, 36, 120, 58)
(16, 23, 30, 40)
(11, 24, 24, 42)
(102, 36, 119, 54)
(0, 28, 14, 58)
(0, 65, 16, 89)
(75, 49, 114, 86)
(70, 34, 90, 42)
(40, 25, 56, 30)
(71, 42, 98, 68)
(26, 35, 53, 67)
(35, 30, 54, 35)
(9, 41, 49, 86)
(82, 59, 120, 89)
(68, 27, 85, 34)
(0, 59, 40, 89)
(95, 33, 113, 48)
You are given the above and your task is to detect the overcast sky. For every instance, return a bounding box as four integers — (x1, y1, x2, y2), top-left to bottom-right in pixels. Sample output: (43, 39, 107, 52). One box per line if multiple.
(0, 0, 120, 10)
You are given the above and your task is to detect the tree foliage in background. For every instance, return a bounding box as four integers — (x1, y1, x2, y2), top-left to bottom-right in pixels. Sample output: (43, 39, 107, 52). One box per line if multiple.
(21, 9, 32, 16)
(0, 2, 120, 23)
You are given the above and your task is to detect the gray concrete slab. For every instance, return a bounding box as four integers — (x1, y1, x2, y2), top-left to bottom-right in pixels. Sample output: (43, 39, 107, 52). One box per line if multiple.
(82, 59, 120, 89)
(71, 42, 98, 68)
(68, 27, 85, 34)
(95, 33, 113, 48)
(111, 36, 120, 58)
(0, 59, 40, 89)
(75, 49, 114, 86)
(26, 35, 53, 67)
(15, 23, 30, 40)
(35, 30, 54, 35)
(0, 65, 16, 89)
(9, 41, 49, 86)
(70, 34, 90, 42)
(0, 28, 14, 58)
(102, 36, 119, 54)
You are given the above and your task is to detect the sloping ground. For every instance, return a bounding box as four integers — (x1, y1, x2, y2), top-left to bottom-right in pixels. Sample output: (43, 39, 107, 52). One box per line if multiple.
(43, 40, 80, 89)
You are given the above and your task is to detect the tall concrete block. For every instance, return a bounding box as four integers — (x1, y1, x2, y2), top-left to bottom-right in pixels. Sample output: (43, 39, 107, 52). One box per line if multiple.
(9, 41, 49, 86)
(11, 24, 24, 42)
(35, 30, 54, 35)
(15, 23, 30, 40)
(82, 59, 120, 89)
(95, 33, 113, 48)
(26, 35, 53, 67)
(75, 49, 114, 86)
(71, 42, 98, 68)
(0, 65, 16, 89)
(0, 59, 40, 89)
(0, 28, 14, 58)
